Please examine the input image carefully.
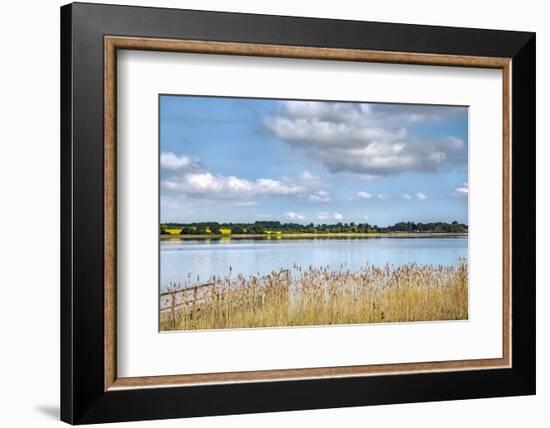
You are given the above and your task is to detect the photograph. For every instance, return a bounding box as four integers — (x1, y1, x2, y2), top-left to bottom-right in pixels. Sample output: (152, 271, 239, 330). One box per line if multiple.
(159, 95, 469, 331)
(56, 2, 536, 424)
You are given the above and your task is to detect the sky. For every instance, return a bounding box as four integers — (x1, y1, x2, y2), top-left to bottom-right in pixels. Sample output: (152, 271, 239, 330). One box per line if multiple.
(160, 95, 468, 226)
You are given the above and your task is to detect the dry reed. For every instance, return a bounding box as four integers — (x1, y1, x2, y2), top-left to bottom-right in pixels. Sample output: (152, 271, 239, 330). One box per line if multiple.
(160, 260, 468, 331)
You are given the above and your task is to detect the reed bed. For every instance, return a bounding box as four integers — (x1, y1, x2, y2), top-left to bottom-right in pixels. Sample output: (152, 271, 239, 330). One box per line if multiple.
(160, 260, 468, 331)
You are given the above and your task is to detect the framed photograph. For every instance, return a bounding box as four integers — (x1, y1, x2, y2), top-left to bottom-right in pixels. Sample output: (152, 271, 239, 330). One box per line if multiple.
(61, 2, 535, 424)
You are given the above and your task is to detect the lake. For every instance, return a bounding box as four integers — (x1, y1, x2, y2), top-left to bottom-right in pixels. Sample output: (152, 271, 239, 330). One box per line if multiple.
(160, 237, 468, 290)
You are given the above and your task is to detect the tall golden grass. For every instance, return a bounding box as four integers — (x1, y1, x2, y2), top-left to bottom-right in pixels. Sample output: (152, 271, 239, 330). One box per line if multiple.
(160, 260, 468, 331)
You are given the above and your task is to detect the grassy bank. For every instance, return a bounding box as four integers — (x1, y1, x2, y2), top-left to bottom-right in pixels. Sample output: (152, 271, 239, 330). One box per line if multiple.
(160, 260, 468, 331)
(161, 232, 467, 240)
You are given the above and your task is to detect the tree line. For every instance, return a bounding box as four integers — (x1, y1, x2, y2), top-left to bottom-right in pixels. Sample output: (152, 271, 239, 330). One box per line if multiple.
(161, 220, 468, 235)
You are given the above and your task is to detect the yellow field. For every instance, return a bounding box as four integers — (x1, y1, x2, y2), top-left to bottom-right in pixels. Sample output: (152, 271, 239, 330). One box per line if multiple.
(160, 260, 468, 331)
(164, 228, 183, 235)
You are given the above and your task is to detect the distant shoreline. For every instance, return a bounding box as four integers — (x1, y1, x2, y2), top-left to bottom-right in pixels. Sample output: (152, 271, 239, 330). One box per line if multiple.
(160, 232, 468, 240)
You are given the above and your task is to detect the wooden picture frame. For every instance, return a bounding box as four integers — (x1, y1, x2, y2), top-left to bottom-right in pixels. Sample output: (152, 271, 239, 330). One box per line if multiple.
(61, 2, 535, 424)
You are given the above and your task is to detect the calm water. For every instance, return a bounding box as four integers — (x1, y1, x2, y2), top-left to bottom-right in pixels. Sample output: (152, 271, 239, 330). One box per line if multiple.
(160, 237, 467, 290)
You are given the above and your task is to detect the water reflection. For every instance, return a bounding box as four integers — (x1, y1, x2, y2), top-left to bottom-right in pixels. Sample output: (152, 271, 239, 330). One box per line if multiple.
(160, 237, 467, 290)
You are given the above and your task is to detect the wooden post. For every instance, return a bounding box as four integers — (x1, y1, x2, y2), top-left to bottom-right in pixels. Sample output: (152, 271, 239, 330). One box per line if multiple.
(171, 292, 176, 329)
(191, 286, 198, 321)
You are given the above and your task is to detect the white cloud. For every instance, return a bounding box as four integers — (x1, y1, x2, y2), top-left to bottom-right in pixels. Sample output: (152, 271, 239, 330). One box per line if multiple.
(160, 152, 330, 206)
(359, 174, 379, 181)
(308, 190, 331, 203)
(284, 212, 305, 221)
(357, 191, 426, 202)
(256, 178, 304, 195)
(453, 182, 469, 197)
(160, 152, 199, 171)
(317, 212, 344, 221)
(300, 171, 319, 181)
(232, 201, 258, 207)
(162, 171, 305, 200)
(265, 101, 466, 176)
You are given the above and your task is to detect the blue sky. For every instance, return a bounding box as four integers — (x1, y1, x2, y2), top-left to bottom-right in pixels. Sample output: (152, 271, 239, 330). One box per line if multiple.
(160, 95, 468, 226)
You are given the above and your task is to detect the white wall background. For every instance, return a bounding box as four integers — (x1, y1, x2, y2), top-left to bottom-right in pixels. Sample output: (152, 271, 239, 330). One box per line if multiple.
(0, 0, 545, 426)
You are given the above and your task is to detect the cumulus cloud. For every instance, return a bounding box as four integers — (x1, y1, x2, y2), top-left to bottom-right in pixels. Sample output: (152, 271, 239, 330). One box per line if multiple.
(453, 182, 469, 197)
(377, 193, 392, 201)
(284, 212, 305, 221)
(162, 171, 305, 200)
(399, 194, 412, 200)
(357, 191, 372, 199)
(300, 171, 319, 181)
(317, 212, 344, 221)
(265, 101, 466, 176)
(308, 190, 331, 203)
(160, 153, 334, 207)
(160, 152, 200, 171)
(416, 192, 428, 200)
